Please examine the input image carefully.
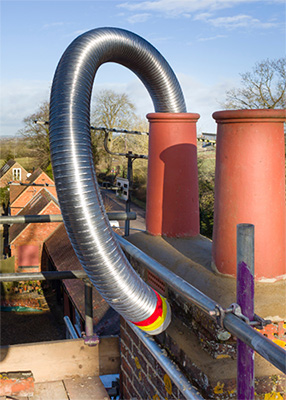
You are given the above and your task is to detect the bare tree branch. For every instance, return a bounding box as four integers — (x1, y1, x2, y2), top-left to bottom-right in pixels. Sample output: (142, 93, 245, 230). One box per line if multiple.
(222, 58, 286, 109)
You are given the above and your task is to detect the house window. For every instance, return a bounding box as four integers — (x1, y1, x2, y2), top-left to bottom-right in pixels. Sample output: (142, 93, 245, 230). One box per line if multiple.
(12, 168, 21, 181)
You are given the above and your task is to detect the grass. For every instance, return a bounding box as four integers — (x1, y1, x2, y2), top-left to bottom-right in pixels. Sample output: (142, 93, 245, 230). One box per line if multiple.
(0, 157, 37, 171)
(198, 156, 216, 174)
(197, 145, 216, 175)
(16, 157, 37, 170)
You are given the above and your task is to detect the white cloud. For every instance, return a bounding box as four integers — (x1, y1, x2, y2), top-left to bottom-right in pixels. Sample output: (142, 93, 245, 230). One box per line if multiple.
(119, 0, 282, 28)
(63, 29, 88, 38)
(194, 12, 213, 21)
(127, 13, 152, 24)
(203, 14, 277, 29)
(119, 0, 284, 15)
(177, 73, 236, 134)
(0, 80, 50, 137)
(42, 22, 65, 30)
(198, 34, 227, 42)
(93, 74, 236, 135)
(0, 73, 236, 138)
(143, 34, 173, 44)
(119, 0, 228, 14)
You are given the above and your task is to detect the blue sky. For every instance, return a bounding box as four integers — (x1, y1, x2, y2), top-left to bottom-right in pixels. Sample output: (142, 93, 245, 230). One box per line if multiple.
(0, 0, 285, 137)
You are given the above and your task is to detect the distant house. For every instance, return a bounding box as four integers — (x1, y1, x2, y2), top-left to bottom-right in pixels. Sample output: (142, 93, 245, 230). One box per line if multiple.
(197, 133, 217, 149)
(9, 188, 61, 272)
(42, 223, 120, 337)
(10, 168, 57, 215)
(0, 159, 29, 188)
(201, 132, 217, 141)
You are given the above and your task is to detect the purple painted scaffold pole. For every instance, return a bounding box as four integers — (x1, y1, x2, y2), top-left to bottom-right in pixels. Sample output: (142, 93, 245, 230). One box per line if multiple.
(237, 223, 255, 400)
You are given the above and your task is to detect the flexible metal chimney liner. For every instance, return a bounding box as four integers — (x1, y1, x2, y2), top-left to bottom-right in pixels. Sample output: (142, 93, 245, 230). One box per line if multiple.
(49, 27, 186, 334)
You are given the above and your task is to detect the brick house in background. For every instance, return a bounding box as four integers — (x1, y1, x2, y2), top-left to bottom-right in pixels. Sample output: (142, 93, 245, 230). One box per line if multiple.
(10, 168, 57, 215)
(9, 188, 61, 272)
(42, 223, 120, 337)
(0, 159, 29, 188)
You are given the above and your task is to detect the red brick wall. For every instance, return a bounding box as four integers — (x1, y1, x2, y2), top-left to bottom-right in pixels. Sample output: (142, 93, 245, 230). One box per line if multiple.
(120, 318, 188, 400)
(0, 371, 34, 397)
(17, 244, 39, 267)
(10, 202, 61, 272)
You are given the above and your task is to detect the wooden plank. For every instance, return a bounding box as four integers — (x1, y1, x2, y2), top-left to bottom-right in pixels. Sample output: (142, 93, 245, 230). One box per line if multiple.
(0, 339, 99, 382)
(33, 381, 68, 400)
(98, 336, 120, 375)
(64, 376, 110, 400)
(0, 337, 120, 382)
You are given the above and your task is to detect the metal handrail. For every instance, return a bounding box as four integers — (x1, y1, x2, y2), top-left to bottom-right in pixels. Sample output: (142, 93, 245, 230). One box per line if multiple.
(0, 212, 136, 225)
(115, 234, 286, 374)
(1, 236, 284, 373)
(0, 270, 202, 398)
(1, 235, 284, 373)
(128, 322, 204, 400)
(0, 270, 87, 282)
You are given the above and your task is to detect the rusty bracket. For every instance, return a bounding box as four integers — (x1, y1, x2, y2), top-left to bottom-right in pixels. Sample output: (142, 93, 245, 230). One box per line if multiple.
(209, 304, 226, 328)
(226, 303, 250, 324)
(209, 303, 272, 330)
(250, 314, 272, 330)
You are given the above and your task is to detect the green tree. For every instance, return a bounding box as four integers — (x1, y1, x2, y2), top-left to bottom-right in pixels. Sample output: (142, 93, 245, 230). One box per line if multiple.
(223, 58, 286, 109)
(19, 101, 50, 170)
(19, 91, 149, 181)
(0, 187, 10, 213)
(198, 158, 215, 239)
(92, 89, 137, 130)
(1, 151, 14, 167)
(91, 89, 148, 172)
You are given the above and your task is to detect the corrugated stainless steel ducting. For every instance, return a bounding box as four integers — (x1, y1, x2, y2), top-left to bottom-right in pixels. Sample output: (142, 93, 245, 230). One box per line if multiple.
(49, 27, 186, 333)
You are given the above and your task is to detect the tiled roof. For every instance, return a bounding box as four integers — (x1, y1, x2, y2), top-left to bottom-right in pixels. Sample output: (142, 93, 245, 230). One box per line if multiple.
(10, 169, 57, 206)
(9, 169, 42, 204)
(44, 224, 120, 336)
(26, 168, 44, 182)
(44, 224, 78, 271)
(0, 159, 16, 178)
(10, 184, 27, 204)
(9, 188, 59, 243)
(10, 168, 47, 204)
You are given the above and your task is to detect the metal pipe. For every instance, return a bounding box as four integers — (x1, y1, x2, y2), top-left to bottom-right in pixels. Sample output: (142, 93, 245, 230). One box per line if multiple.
(1, 238, 285, 372)
(83, 280, 100, 346)
(84, 281, 94, 337)
(0, 212, 136, 225)
(49, 27, 183, 333)
(64, 316, 79, 339)
(116, 234, 219, 314)
(0, 215, 63, 224)
(124, 157, 133, 236)
(127, 322, 205, 400)
(0, 270, 88, 282)
(116, 234, 286, 374)
(108, 211, 136, 221)
(224, 313, 285, 374)
(236, 224, 255, 399)
(8, 182, 55, 187)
